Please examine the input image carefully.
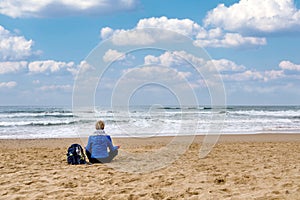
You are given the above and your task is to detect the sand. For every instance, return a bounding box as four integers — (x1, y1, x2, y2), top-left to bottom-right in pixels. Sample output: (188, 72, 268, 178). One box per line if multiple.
(0, 134, 300, 199)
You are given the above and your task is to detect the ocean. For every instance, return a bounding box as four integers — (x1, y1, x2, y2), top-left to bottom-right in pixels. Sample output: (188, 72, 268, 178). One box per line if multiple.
(0, 105, 299, 139)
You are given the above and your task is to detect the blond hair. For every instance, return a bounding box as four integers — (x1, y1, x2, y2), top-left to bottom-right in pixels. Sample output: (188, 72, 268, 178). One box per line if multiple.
(95, 120, 105, 130)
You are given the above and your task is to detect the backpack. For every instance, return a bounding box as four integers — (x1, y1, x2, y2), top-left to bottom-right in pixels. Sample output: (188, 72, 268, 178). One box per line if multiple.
(66, 144, 86, 165)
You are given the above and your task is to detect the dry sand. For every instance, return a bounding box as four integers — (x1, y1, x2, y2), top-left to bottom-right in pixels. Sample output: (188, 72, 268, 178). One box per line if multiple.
(0, 134, 300, 199)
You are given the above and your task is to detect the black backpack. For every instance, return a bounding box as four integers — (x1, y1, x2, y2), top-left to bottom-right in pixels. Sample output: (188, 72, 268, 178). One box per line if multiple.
(66, 144, 86, 165)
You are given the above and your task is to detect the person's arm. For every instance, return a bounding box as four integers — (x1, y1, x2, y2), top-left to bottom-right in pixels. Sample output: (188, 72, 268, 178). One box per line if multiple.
(106, 135, 112, 142)
(106, 137, 118, 151)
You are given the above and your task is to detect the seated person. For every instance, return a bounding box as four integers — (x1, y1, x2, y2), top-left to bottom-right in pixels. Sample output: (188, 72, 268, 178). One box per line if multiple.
(86, 120, 119, 163)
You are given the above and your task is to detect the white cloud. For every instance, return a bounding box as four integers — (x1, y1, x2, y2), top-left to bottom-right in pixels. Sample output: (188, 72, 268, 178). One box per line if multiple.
(208, 59, 246, 72)
(78, 60, 93, 71)
(0, 81, 17, 88)
(28, 60, 75, 74)
(170, 51, 206, 68)
(264, 70, 285, 81)
(144, 51, 245, 72)
(0, 0, 139, 18)
(103, 49, 125, 63)
(38, 84, 72, 91)
(204, 0, 300, 33)
(0, 59, 96, 77)
(100, 27, 114, 40)
(145, 51, 188, 67)
(224, 70, 263, 81)
(144, 55, 160, 65)
(136, 16, 203, 38)
(241, 83, 296, 94)
(0, 61, 27, 74)
(218, 60, 300, 83)
(194, 31, 266, 48)
(223, 69, 285, 82)
(100, 16, 266, 48)
(0, 25, 35, 61)
(279, 60, 300, 71)
(122, 66, 191, 82)
(109, 29, 157, 45)
(67, 60, 95, 76)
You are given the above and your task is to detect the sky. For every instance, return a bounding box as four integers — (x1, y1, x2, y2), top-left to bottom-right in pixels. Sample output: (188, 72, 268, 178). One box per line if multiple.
(0, 0, 300, 106)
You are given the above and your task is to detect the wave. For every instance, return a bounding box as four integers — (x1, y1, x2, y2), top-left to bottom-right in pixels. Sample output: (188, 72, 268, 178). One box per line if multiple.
(105, 119, 131, 123)
(1, 106, 299, 137)
(159, 107, 181, 110)
(158, 106, 211, 110)
(0, 108, 72, 114)
(156, 106, 232, 111)
(229, 110, 300, 119)
(0, 119, 91, 127)
(0, 112, 75, 119)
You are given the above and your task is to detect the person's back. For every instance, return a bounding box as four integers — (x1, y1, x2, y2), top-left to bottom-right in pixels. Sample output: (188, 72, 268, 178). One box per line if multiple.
(85, 121, 119, 163)
(86, 134, 116, 158)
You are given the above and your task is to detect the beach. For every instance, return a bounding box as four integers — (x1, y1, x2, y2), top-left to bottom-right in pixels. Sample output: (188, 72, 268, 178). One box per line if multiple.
(0, 134, 300, 199)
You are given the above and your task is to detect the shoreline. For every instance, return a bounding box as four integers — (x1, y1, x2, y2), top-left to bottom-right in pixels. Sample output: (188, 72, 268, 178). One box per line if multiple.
(1, 132, 299, 142)
(1, 133, 299, 151)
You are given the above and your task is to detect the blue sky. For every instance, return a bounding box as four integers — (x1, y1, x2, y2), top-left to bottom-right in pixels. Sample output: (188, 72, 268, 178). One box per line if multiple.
(0, 0, 300, 106)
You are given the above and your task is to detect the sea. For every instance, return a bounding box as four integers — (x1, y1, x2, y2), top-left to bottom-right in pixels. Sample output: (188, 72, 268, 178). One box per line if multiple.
(0, 105, 299, 139)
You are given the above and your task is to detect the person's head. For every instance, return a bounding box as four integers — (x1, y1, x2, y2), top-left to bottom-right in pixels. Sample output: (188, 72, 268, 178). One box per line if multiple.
(95, 120, 105, 130)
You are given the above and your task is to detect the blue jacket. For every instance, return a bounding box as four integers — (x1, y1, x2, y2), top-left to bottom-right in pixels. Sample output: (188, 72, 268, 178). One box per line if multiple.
(86, 134, 118, 158)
